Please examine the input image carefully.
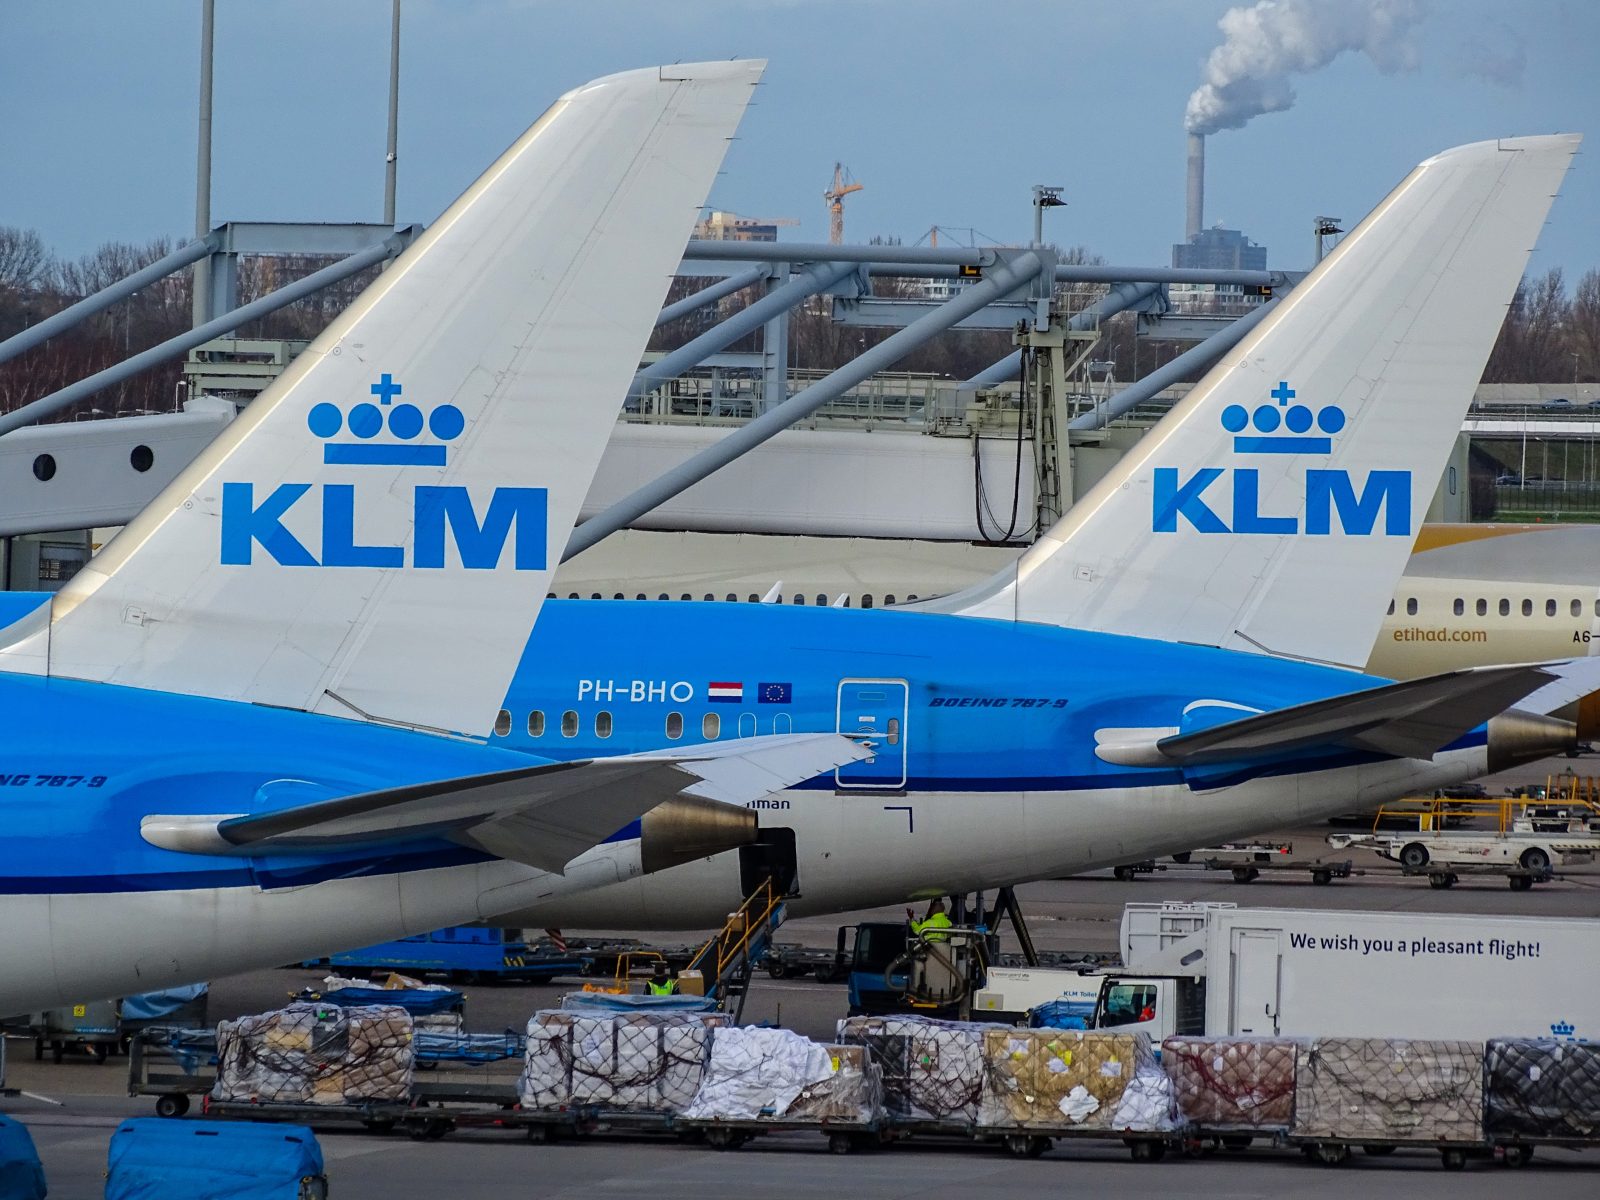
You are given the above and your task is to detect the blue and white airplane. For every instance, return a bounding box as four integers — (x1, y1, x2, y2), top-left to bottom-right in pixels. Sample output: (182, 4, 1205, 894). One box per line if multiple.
(463, 134, 1596, 931)
(0, 117, 1583, 1010)
(0, 60, 882, 1013)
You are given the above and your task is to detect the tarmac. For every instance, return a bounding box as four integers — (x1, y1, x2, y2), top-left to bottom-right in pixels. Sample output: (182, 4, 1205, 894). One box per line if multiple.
(7, 805, 1600, 1196)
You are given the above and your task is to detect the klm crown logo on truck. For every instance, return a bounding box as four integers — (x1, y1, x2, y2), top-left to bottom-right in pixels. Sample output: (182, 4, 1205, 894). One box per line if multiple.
(221, 374, 547, 570)
(1152, 381, 1410, 537)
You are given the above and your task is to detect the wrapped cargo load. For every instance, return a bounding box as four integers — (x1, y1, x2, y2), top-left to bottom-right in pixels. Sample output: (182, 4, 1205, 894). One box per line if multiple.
(837, 1015, 1003, 1125)
(520, 1008, 724, 1113)
(976, 1028, 1168, 1130)
(1485, 1039, 1600, 1142)
(683, 1028, 882, 1123)
(321, 974, 464, 1034)
(1293, 1037, 1482, 1144)
(211, 1003, 413, 1105)
(1162, 1035, 1299, 1131)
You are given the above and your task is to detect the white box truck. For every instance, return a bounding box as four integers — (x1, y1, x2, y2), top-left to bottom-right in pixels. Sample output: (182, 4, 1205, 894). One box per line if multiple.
(1095, 901, 1600, 1043)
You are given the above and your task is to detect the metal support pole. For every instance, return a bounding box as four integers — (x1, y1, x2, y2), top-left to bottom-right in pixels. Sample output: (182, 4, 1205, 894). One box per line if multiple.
(630, 260, 854, 400)
(0, 237, 402, 438)
(760, 265, 790, 413)
(655, 267, 769, 327)
(567, 252, 1044, 559)
(383, 0, 401, 226)
(1068, 298, 1278, 432)
(957, 281, 1162, 393)
(0, 236, 220, 369)
(192, 0, 215, 329)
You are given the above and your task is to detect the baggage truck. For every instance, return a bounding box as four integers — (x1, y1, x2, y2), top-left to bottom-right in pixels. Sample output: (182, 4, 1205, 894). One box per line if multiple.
(1095, 901, 1600, 1043)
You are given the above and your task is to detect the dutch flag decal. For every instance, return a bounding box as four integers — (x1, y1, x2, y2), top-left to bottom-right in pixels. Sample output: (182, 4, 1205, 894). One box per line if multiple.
(707, 681, 744, 703)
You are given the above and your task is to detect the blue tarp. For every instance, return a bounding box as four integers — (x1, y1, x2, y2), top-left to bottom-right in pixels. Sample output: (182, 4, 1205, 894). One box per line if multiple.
(415, 1031, 523, 1063)
(106, 1119, 323, 1200)
(122, 984, 209, 1022)
(317, 987, 463, 1016)
(558, 992, 716, 1014)
(1028, 999, 1093, 1030)
(0, 1115, 46, 1200)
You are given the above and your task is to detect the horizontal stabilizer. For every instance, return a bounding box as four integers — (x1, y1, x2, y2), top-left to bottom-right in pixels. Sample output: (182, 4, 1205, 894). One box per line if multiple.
(1098, 663, 1561, 768)
(142, 733, 866, 873)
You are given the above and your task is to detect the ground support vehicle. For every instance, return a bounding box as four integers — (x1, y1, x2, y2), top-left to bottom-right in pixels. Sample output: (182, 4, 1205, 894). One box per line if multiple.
(127, 1029, 218, 1118)
(1098, 901, 1600, 1042)
(1191, 842, 1357, 885)
(33, 1000, 120, 1064)
(1110, 860, 1163, 882)
(760, 942, 848, 983)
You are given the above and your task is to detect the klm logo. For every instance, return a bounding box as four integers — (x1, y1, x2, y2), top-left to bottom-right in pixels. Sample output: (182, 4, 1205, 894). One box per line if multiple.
(1152, 382, 1410, 537)
(221, 374, 547, 570)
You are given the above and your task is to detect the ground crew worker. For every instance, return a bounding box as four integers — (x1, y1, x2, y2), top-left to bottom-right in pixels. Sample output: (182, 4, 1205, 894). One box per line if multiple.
(909, 898, 953, 943)
(647, 961, 677, 995)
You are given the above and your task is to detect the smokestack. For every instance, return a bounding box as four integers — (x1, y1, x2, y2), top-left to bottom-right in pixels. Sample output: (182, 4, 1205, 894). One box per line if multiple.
(1185, 133, 1204, 243)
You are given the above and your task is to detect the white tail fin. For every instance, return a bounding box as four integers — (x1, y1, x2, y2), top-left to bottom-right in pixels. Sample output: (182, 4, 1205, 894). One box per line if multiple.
(944, 135, 1579, 668)
(14, 61, 763, 734)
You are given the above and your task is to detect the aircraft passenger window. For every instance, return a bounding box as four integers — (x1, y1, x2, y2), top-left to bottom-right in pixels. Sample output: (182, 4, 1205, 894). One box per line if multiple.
(561, 710, 578, 737)
(595, 711, 613, 739)
(613, 592, 624, 600)
(908, 594, 920, 602)
(590, 592, 602, 600)
(493, 709, 511, 737)
(702, 712, 720, 739)
(738, 713, 756, 738)
(681, 593, 692, 601)
(1387, 600, 1395, 615)
(1548, 599, 1558, 617)
(568, 592, 579, 599)
(884, 594, 896, 606)
(861, 595, 874, 610)
(546, 591, 556, 600)
(659, 593, 670, 601)
(887, 717, 901, 746)
(636, 593, 646, 601)
(817, 594, 827, 606)
(704, 593, 715, 602)
(1405, 598, 1417, 616)
(748, 594, 760, 603)
(527, 710, 545, 738)
(1453, 599, 1464, 616)
(1574, 599, 1584, 618)
(726, 593, 737, 603)
(1522, 599, 1533, 617)
(1500, 599, 1511, 617)
(1477, 599, 1487, 617)
(773, 713, 792, 735)
(793, 594, 806, 605)
(666, 712, 683, 740)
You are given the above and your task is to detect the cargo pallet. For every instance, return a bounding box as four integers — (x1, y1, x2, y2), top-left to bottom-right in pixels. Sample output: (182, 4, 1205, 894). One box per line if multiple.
(887, 1118, 1176, 1161)
(678, 1115, 886, 1154)
(1289, 1134, 1484, 1170)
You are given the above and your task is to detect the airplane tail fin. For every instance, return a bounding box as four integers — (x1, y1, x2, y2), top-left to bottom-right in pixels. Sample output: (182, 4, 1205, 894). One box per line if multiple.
(941, 135, 1579, 669)
(7, 61, 763, 736)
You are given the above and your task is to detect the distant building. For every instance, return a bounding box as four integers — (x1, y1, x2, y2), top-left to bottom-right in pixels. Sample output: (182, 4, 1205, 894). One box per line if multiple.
(693, 211, 792, 242)
(1169, 227, 1269, 317)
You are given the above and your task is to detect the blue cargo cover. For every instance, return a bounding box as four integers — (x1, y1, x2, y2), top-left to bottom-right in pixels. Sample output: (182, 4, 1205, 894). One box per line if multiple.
(318, 986, 462, 1015)
(106, 1119, 323, 1200)
(0, 1115, 46, 1200)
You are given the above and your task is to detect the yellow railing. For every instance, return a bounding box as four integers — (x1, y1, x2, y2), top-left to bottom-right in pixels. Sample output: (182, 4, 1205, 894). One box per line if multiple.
(689, 877, 782, 987)
(1373, 775, 1600, 834)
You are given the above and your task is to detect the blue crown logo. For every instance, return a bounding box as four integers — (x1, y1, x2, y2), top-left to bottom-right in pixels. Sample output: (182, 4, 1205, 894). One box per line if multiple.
(1221, 381, 1345, 455)
(1553, 1019, 1576, 1039)
(307, 374, 464, 466)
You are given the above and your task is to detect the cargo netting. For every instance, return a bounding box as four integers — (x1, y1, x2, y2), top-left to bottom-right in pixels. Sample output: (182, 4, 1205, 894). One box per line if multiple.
(1161, 1035, 1299, 1131)
(1485, 1039, 1600, 1142)
(836, 1015, 1005, 1125)
(212, 1003, 414, 1105)
(1293, 1037, 1482, 1144)
(976, 1028, 1171, 1130)
(520, 1009, 725, 1113)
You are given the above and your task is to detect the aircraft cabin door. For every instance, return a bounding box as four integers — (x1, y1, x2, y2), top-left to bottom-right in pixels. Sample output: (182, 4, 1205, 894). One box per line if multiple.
(835, 678, 908, 789)
(1229, 929, 1282, 1036)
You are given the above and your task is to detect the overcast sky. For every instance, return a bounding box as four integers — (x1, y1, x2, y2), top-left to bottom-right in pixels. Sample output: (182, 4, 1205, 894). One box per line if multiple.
(3, 0, 1595, 276)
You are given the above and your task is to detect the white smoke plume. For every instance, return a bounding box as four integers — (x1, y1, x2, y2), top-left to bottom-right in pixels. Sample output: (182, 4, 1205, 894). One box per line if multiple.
(1186, 0, 1429, 135)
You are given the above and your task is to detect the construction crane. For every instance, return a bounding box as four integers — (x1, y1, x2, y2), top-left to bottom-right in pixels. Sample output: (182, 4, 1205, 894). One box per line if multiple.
(824, 163, 863, 245)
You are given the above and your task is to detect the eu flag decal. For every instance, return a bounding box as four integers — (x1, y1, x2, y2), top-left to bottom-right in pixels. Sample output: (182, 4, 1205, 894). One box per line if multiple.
(758, 682, 792, 704)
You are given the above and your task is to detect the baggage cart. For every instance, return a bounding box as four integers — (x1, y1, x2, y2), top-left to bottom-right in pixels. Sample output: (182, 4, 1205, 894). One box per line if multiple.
(127, 1028, 219, 1118)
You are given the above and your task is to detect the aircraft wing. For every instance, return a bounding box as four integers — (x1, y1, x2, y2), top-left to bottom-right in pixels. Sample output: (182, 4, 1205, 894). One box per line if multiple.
(1119, 663, 1565, 767)
(141, 733, 865, 873)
